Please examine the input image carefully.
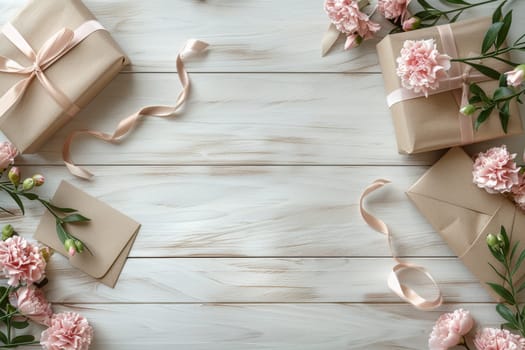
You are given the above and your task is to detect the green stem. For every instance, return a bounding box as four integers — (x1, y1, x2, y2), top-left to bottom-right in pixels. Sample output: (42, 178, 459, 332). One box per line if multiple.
(503, 249, 525, 336)
(439, 0, 500, 15)
(0, 341, 40, 348)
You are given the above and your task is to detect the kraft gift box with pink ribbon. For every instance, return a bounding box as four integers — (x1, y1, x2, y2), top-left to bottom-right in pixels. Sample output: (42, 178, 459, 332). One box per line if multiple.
(377, 17, 522, 154)
(0, 0, 128, 154)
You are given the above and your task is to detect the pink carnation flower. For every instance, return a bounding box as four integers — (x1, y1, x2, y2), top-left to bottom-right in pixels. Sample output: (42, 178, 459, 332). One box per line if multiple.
(474, 328, 525, 350)
(0, 236, 46, 286)
(396, 39, 451, 97)
(41, 312, 94, 350)
(9, 285, 53, 326)
(473, 145, 520, 194)
(512, 173, 525, 211)
(0, 142, 17, 170)
(428, 309, 474, 350)
(324, 0, 380, 47)
(378, 0, 410, 22)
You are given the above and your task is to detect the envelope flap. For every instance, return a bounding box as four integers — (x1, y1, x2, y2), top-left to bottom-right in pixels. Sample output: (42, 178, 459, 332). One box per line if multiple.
(34, 181, 141, 279)
(407, 147, 502, 214)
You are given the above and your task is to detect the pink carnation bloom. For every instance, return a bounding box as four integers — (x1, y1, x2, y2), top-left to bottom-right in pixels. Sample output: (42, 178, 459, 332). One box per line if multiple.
(41, 312, 94, 350)
(9, 285, 53, 326)
(0, 236, 46, 286)
(474, 328, 525, 350)
(428, 309, 474, 350)
(325, 0, 380, 47)
(396, 39, 451, 97)
(512, 173, 525, 211)
(0, 142, 17, 170)
(473, 145, 520, 194)
(378, 0, 410, 22)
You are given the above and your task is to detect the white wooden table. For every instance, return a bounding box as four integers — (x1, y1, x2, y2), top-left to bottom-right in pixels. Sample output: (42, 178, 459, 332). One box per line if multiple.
(1, 0, 525, 349)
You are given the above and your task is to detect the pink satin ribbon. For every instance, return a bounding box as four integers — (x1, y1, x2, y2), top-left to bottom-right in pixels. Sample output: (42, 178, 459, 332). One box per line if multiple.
(63, 39, 209, 179)
(360, 179, 443, 310)
(386, 24, 494, 144)
(0, 20, 105, 119)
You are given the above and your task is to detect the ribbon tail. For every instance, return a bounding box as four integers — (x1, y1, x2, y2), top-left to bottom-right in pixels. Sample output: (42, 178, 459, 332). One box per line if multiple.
(321, 24, 341, 57)
(63, 39, 209, 179)
(0, 77, 32, 121)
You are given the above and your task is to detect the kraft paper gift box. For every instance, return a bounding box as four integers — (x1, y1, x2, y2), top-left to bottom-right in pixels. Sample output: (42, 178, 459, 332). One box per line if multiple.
(377, 18, 523, 154)
(407, 147, 525, 300)
(34, 181, 141, 288)
(0, 0, 129, 153)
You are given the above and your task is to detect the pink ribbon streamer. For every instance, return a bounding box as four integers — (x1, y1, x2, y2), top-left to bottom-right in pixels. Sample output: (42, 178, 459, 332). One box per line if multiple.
(386, 24, 492, 144)
(359, 179, 443, 310)
(63, 39, 209, 179)
(0, 20, 105, 119)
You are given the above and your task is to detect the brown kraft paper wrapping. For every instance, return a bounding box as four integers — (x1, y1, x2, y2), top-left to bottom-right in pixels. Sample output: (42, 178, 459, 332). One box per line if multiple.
(0, 0, 129, 153)
(407, 147, 525, 301)
(377, 17, 522, 154)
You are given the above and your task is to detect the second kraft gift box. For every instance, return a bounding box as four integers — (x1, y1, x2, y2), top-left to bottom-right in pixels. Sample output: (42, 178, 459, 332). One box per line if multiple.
(0, 0, 129, 153)
(377, 17, 522, 154)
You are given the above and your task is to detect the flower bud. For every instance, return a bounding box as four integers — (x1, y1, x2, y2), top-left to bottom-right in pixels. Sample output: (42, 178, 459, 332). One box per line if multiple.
(22, 178, 34, 191)
(344, 34, 362, 50)
(74, 240, 84, 254)
(1, 224, 14, 241)
(460, 104, 476, 116)
(7, 167, 20, 186)
(64, 239, 75, 257)
(506, 64, 525, 87)
(40, 246, 54, 263)
(32, 174, 45, 187)
(486, 234, 499, 249)
(402, 17, 421, 31)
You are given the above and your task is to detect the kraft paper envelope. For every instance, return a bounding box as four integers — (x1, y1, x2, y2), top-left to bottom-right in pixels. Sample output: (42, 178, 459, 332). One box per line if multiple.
(407, 147, 525, 300)
(34, 181, 141, 287)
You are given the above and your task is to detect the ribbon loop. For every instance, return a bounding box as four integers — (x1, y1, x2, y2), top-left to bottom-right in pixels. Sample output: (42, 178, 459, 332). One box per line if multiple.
(359, 179, 443, 310)
(62, 39, 210, 179)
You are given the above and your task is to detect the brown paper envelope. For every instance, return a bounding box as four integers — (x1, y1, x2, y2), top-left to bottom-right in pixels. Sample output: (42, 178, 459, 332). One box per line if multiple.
(407, 147, 525, 301)
(34, 181, 140, 287)
(377, 18, 522, 154)
(0, 0, 129, 153)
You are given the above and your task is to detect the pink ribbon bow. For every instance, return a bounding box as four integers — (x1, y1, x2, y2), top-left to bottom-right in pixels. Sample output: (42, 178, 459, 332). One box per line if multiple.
(0, 20, 105, 119)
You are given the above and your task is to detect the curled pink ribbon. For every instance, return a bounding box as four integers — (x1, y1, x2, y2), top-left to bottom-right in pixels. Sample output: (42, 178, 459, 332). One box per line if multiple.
(386, 24, 507, 144)
(360, 179, 443, 310)
(63, 39, 209, 179)
(0, 20, 105, 119)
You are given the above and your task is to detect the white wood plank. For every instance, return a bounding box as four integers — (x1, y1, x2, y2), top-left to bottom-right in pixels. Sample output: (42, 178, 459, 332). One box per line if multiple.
(27, 303, 502, 350)
(12, 73, 525, 166)
(43, 257, 491, 303)
(0, 0, 520, 73)
(0, 165, 457, 257)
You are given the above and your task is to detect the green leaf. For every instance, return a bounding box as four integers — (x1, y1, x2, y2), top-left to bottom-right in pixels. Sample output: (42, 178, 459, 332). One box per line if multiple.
(512, 248, 525, 275)
(62, 214, 91, 223)
(444, 0, 471, 4)
(449, 10, 463, 23)
(482, 22, 504, 54)
(46, 202, 77, 213)
(502, 322, 519, 330)
(500, 71, 509, 87)
(55, 221, 68, 244)
(499, 102, 511, 133)
(492, 0, 506, 23)
(11, 320, 29, 329)
(496, 11, 513, 48)
(12, 335, 35, 344)
(497, 303, 517, 324)
(518, 279, 525, 293)
(487, 282, 515, 304)
(466, 62, 502, 80)
(0, 206, 15, 216)
(475, 106, 495, 130)
(510, 241, 519, 262)
(469, 95, 482, 104)
(4, 191, 24, 215)
(501, 226, 510, 255)
(0, 330, 7, 344)
(488, 262, 510, 284)
(19, 192, 37, 200)
(493, 87, 514, 101)
(413, 10, 440, 21)
(417, 0, 433, 9)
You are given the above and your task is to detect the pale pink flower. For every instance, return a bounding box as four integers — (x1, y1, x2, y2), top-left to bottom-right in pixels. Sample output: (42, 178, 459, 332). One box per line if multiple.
(402, 16, 420, 31)
(474, 328, 525, 350)
(428, 309, 474, 350)
(41, 312, 94, 350)
(0, 142, 17, 170)
(512, 173, 525, 211)
(506, 65, 525, 87)
(0, 236, 46, 286)
(9, 285, 53, 326)
(396, 39, 451, 97)
(378, 0, 410, 22)
(324, 0, 380, 46)
(473, 145, 520, 194)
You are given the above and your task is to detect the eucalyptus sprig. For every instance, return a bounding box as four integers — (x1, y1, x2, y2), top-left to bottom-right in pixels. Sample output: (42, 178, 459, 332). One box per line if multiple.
(455, 1, 525, 132)
(390, 0, 504, 32)
(0, 167, 90, 256)
(486, 226, 525, 337)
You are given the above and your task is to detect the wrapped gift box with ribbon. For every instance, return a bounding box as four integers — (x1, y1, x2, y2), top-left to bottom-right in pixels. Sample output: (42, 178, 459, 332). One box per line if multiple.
(0, 0, 128, 154)
(377, 17, 522, 154)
